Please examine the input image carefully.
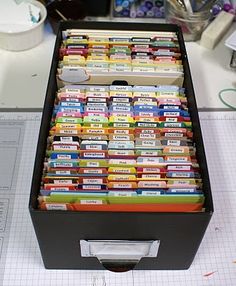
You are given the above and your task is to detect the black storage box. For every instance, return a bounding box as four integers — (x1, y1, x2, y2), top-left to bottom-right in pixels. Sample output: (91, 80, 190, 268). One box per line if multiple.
(29, 21, 213, 271)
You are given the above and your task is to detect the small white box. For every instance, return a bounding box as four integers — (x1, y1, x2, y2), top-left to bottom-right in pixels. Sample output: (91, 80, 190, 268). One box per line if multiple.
(200, 11, 234, 49)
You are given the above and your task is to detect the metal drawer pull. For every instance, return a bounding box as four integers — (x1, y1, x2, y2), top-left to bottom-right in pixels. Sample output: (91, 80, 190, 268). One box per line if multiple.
(80, 240, 160, 272)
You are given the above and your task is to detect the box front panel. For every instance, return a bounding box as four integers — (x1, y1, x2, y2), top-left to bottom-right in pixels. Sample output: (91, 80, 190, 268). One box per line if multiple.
(31, 211, 211, 270)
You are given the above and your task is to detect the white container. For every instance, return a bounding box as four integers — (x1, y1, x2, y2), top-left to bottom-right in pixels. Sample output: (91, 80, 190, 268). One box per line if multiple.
(0, 0, 47, 51)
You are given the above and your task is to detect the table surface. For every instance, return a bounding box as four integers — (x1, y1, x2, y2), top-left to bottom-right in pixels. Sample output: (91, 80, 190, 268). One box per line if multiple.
(0, 20, 235, 110)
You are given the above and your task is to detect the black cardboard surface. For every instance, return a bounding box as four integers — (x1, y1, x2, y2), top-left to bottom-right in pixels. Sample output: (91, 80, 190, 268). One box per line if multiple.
(29, 21, 213, 271)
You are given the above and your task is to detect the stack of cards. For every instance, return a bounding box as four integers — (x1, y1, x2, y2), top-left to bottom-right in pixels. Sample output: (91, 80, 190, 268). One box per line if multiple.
(58, 30, 183, 74)
(38, 84, 205, 212)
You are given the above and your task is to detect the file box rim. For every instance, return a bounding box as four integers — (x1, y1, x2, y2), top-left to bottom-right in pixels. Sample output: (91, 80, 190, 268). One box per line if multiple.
(29, 21, 213, 214)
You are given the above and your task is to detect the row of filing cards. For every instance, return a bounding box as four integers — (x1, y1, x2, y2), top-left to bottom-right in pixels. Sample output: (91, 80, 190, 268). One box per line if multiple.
(58, 30, 183, 75)
(38, 84, 205, 212)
